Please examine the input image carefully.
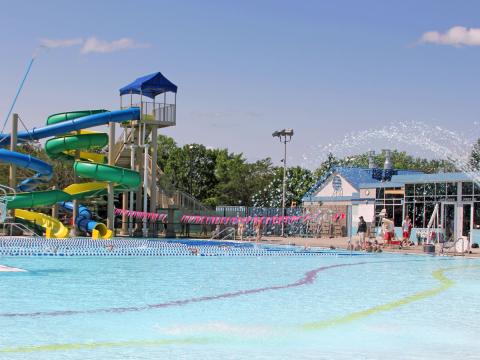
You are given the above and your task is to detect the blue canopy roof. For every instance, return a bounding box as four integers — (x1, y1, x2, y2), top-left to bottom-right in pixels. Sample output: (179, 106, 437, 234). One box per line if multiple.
(119, 72, 177, 99)
(302, 166, 423, 201)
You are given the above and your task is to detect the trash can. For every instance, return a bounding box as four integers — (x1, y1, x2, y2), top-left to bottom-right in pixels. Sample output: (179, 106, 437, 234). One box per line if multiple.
(423, 244, 435, 253)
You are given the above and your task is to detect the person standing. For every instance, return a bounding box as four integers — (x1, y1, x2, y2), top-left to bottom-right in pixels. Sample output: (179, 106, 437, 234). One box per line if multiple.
(237, 220, 245, 241)
(357, 216, 367, 248)
(402, 216, 412, 245)
(255, 219, 263, 242)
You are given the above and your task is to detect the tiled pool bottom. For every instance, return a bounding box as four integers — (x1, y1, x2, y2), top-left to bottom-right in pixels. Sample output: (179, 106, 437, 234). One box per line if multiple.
(0, 237, 369, 257)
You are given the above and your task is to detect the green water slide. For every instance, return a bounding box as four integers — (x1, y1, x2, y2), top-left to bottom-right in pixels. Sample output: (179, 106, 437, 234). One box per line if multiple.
(6, 109, 140, 210)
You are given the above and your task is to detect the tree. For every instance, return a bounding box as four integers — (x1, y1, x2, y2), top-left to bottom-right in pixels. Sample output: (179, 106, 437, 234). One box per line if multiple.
(470, 139, 480, 171)
(163, 143, 218, 202)
(154, 134, 178, 171)
(251, 166, 315, 208)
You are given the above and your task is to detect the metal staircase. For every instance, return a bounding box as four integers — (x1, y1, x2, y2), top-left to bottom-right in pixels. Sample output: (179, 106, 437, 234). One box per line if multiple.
(113, 126, 211, 212)
(0, 220, 40, 236)
(146, 153, 212, 211)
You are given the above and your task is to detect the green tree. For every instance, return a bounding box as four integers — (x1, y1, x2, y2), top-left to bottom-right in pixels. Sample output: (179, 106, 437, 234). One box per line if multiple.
(470, 139, 480, 171)
(153, 134, 178, 171)
(163, 143, 218, 202)
(251, 166, 314, 207)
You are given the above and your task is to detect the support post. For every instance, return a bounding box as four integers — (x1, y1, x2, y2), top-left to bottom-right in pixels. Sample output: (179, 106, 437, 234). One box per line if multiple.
(52, 186, 58, 218)
(9, 113, 18, 189)
(128, 129, 137, 236)
(70, 146, 80, 236)
(134, 123, 143, 236)
(143, 142, 149, 237)
(107, 122, 115, 231)
(121, 191, 128, 235)
(150, 125, 158, 214)
(166, 207, 176, 238)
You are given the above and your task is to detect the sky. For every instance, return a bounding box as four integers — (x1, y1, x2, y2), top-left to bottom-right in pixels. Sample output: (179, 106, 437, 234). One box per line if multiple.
(1, 0, 480, 169)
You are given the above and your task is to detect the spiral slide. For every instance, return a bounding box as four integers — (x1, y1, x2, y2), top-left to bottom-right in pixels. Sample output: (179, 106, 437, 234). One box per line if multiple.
(0, 108, 141, 238)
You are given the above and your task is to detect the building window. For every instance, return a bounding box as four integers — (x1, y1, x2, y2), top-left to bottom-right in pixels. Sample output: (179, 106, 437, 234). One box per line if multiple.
(446, 182, 457, 200)
(405, 184, 414, 197)
(415, 183, 425, 197)
(414, 202, 424, 228)
(375, 187, 403, 227)
(474, 202, 480, 230)
(463, 182, 473, 201)
(436, 183, 446, 198)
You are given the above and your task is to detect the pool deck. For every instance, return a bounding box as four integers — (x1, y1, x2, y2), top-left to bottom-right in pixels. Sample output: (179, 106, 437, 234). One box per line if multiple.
(256, 236, 480, 258)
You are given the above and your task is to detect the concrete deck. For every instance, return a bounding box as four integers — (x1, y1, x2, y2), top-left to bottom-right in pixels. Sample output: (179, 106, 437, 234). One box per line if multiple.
(254, 236, 480, 257)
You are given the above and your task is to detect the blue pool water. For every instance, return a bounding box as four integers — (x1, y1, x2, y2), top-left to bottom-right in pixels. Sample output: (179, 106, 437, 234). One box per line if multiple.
(0, 239, 479, 359)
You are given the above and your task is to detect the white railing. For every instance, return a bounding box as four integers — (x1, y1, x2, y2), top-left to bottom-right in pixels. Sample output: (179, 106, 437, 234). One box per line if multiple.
(1, 222, 39, 236)
(441, 236, 470, 256)
(211, 227, 236, 241)
(0, 185, 15, 224)
(425, 203, 441, 244)
(145, 153, 211, 212)
(152, 103, 176, 125)
(121, 102, 176, 126)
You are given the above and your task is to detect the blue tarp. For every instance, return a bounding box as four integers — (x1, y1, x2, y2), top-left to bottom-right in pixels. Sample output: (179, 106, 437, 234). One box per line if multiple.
(119, 72, 177, 99)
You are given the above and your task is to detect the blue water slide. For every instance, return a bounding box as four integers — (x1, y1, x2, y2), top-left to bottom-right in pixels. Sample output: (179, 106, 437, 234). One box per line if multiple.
(0, 108, 140, 146)
(58, 201, 98, 234)
(0, 149, 52, 192)
(0, 108, 140, 192)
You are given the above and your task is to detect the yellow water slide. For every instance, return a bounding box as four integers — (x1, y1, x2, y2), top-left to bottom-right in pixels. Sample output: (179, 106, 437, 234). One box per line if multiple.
(14, 209, 69, 238)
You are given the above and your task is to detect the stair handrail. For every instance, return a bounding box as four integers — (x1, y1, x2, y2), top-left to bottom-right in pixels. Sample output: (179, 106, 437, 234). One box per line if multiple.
(425, 203, 440, 244)
(1, 222, 39, 236)
(211, 226, 236, 240)
(441, 236, 469, 255)
(145, 153, 213, 212)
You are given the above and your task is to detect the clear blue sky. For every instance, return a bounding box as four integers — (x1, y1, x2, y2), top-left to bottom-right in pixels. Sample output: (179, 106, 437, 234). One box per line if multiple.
(1, 0, 479, 168)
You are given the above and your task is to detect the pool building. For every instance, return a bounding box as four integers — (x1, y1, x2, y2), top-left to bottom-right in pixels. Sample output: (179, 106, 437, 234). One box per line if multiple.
(302, 151, 480, 244)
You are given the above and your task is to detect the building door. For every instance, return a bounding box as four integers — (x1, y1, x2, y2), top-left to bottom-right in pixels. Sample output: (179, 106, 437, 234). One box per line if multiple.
(461, 202, 474, 239)
(441, 203, 456, 242)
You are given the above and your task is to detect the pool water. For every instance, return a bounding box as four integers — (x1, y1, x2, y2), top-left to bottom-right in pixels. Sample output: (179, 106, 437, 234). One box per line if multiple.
(0, 241, 479, 359)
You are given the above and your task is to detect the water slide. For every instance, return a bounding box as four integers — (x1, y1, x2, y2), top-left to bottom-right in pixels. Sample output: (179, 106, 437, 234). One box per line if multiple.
(14, 209, 68, 238)
(0, 108, 141, 238)
(58, 202, 112, 239)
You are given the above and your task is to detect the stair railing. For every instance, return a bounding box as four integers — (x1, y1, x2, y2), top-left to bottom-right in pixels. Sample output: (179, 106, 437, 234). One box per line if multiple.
(211, 227, 236, 241)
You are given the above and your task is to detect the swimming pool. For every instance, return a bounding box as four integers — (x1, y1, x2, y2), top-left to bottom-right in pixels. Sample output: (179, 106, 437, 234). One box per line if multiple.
(0, 240, 479, 359)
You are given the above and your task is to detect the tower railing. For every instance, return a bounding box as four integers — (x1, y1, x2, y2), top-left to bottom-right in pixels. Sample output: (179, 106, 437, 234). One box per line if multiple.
(121, 102, 176, 127)
(0, 185, 15, 223)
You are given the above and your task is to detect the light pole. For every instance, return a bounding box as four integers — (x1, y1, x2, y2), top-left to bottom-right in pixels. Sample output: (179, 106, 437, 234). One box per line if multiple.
(187, 144, 194, 196)
(272, 128, 294, 237)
